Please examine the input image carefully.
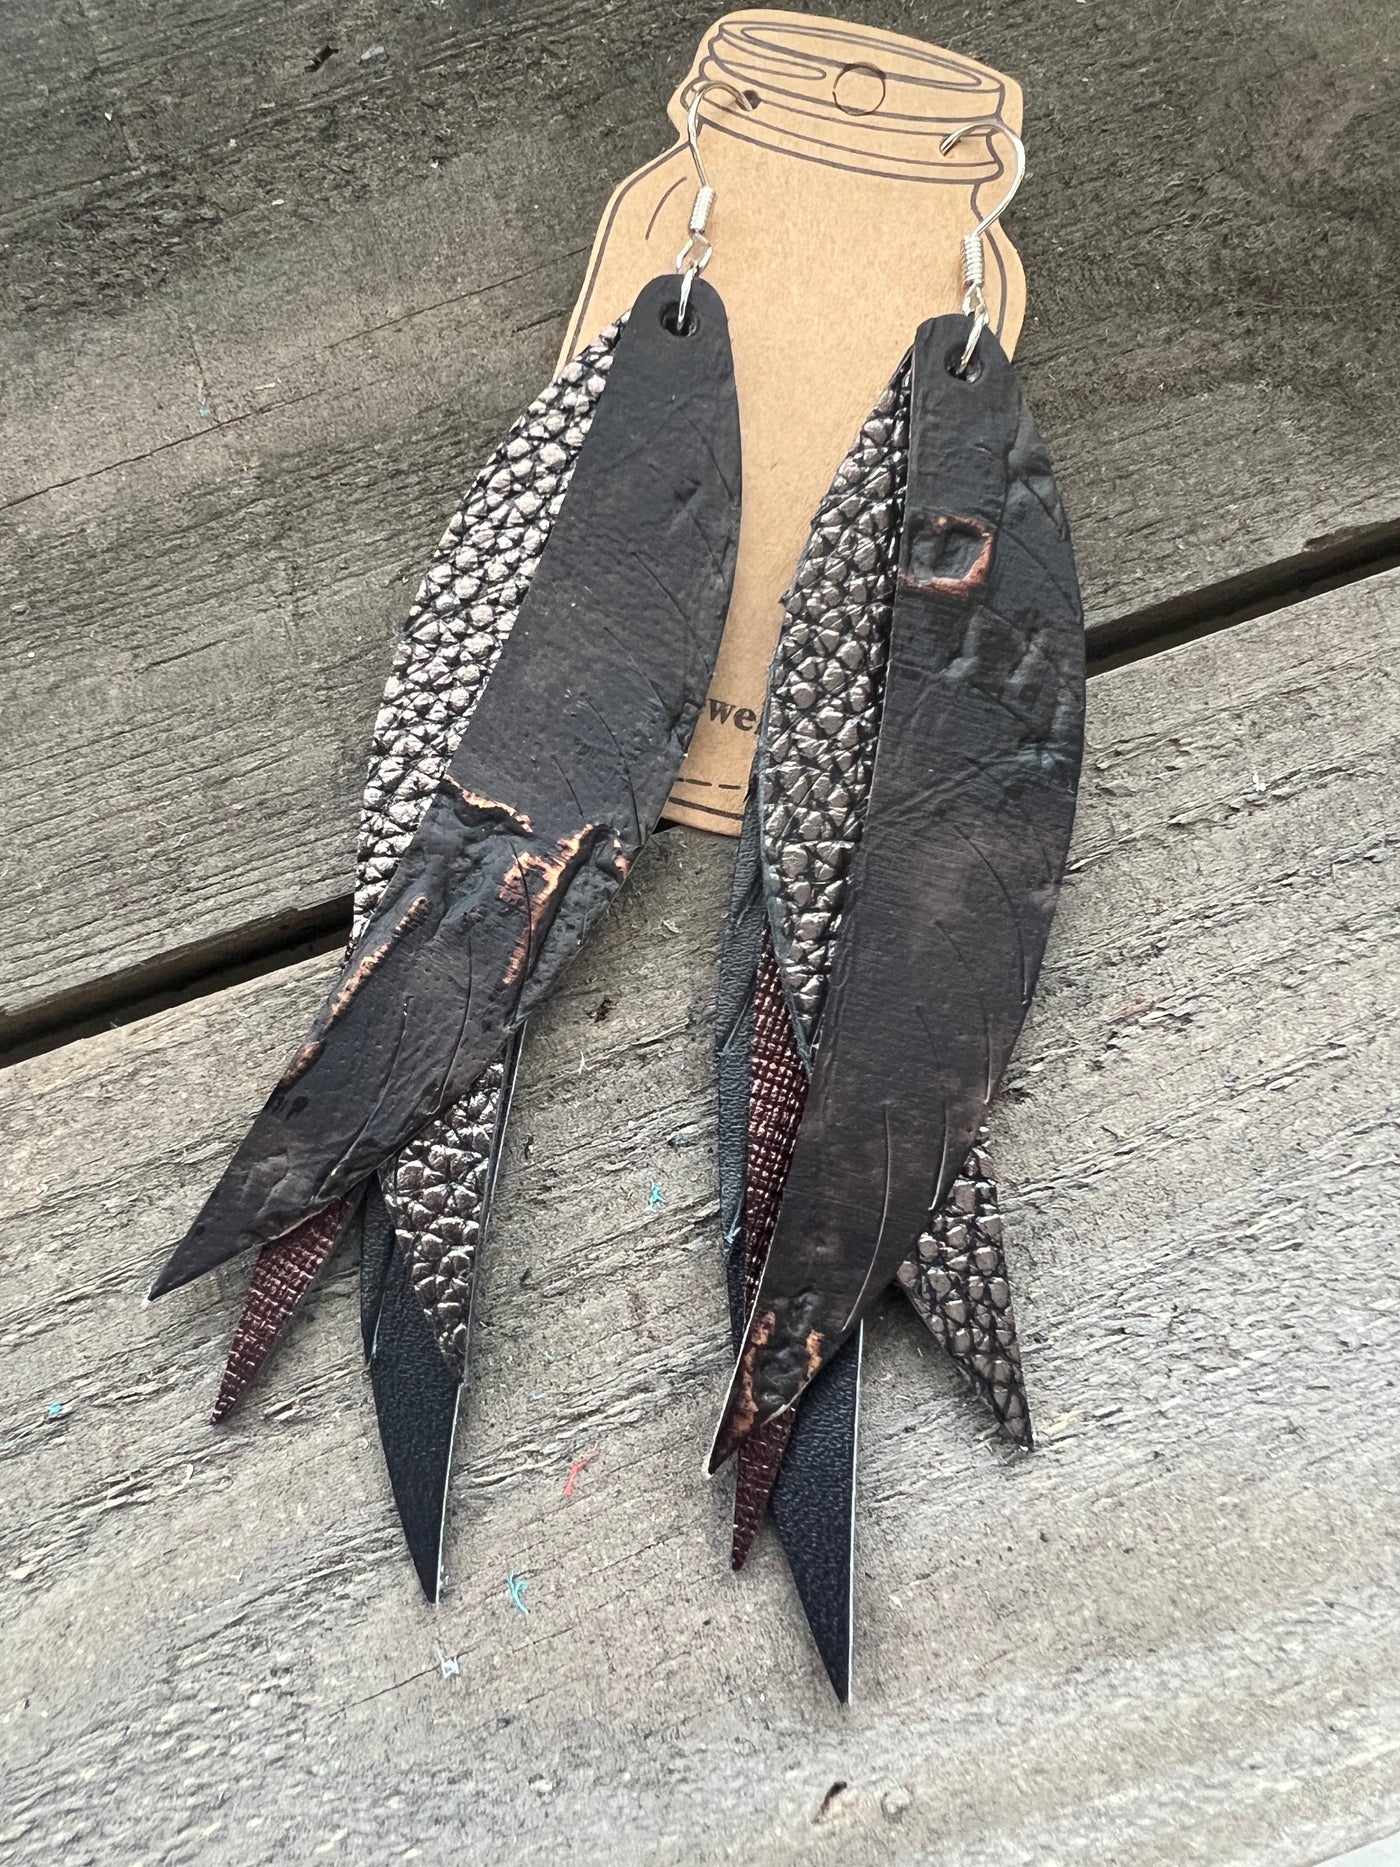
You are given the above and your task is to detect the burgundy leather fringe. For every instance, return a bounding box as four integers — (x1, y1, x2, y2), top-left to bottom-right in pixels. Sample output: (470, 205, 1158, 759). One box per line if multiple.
(210, 1202, 347, 1423)
(731, 937, 808, 1569)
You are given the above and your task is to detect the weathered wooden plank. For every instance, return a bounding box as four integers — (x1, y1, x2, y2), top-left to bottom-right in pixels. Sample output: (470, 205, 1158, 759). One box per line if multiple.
(4, 0, 1400, 1033)
(3, 578, 1397, 1864)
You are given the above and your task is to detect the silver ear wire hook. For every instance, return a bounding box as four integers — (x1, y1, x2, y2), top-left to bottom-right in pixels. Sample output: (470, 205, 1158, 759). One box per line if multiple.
(938, 118, 1026, 376)
(674, 80, 760, 330)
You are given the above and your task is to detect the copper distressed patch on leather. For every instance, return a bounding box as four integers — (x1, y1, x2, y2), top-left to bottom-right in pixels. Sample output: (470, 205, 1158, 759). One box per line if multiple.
(900, 511, 995, 596)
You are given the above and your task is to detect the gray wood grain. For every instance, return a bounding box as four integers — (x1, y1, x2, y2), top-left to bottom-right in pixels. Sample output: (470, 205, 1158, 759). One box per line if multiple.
(4, 0, 1399, 1033)
(3, 577, 1397, 1866)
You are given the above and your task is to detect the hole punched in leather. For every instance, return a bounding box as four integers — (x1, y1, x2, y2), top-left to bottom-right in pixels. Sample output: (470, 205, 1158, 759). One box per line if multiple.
(660, 299, 701, 337)
(945, 341, 985, 383)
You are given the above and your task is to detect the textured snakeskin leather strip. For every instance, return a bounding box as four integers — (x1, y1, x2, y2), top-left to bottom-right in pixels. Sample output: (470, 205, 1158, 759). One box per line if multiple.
(213, 326, 623, 1411)
(758, 368, 907, 1037)
(752, 353, 1031, 1447)
(351, 327, 622, 939)
(895, 1133, 1029, 1443)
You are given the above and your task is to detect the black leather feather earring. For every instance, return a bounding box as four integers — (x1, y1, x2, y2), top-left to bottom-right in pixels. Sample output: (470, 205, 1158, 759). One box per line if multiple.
(149, 82, 758, 1601)
(710, 118, 1085, 1699)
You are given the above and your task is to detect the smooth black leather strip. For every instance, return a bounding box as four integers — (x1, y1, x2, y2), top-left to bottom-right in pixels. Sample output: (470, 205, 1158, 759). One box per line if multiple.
(363, 1032, 522, 1589)
(358, 1181, 394, 1362)
(152, 275, 741, 1297)
(769, 1330, 860, 1701)
(712, 316, 1084, 1462)
(362, 1177, 461, 1600)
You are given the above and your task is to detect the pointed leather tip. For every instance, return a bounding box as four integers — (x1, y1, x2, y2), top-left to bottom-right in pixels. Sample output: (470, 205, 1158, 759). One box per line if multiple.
(804, 1581, 852, 1704)
(964, 1381, 1034, 1453)
(766, 1331, 862, 1711)
(365, 1181, 460, 1606)
(990, 1374, 1034, 1452)
(381, 1387, 454, 1608)
(803, 1593, 852, 1702)
(823, 1651, 852, 1705)
(730, 1524, 757, 1572)
(207, 1205, 350, 1423)
(706, 1412, 745, 1476)
(707, 1353, 759, 1474)
(208, 1347, 269, 1426)
(706, 1441, 734, 1478)
(146, 1254, 188, 1302)
(408, 1537, 443, 1605)
(148, 1220, 225, 1299)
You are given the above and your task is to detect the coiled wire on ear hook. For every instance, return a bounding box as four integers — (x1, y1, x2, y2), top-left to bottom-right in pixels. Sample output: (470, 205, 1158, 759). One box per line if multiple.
(673, 80, 761, 332)
(938, 118, 1026, 376)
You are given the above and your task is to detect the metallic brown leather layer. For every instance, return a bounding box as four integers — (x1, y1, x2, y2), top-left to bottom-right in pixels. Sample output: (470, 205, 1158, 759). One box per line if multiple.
(731, 937, 807, 1569)
(210, 1201, 348, 1422)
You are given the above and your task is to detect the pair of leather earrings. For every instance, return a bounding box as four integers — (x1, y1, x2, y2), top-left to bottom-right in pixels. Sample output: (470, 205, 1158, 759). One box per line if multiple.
(149, 86, 1084, 1701)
